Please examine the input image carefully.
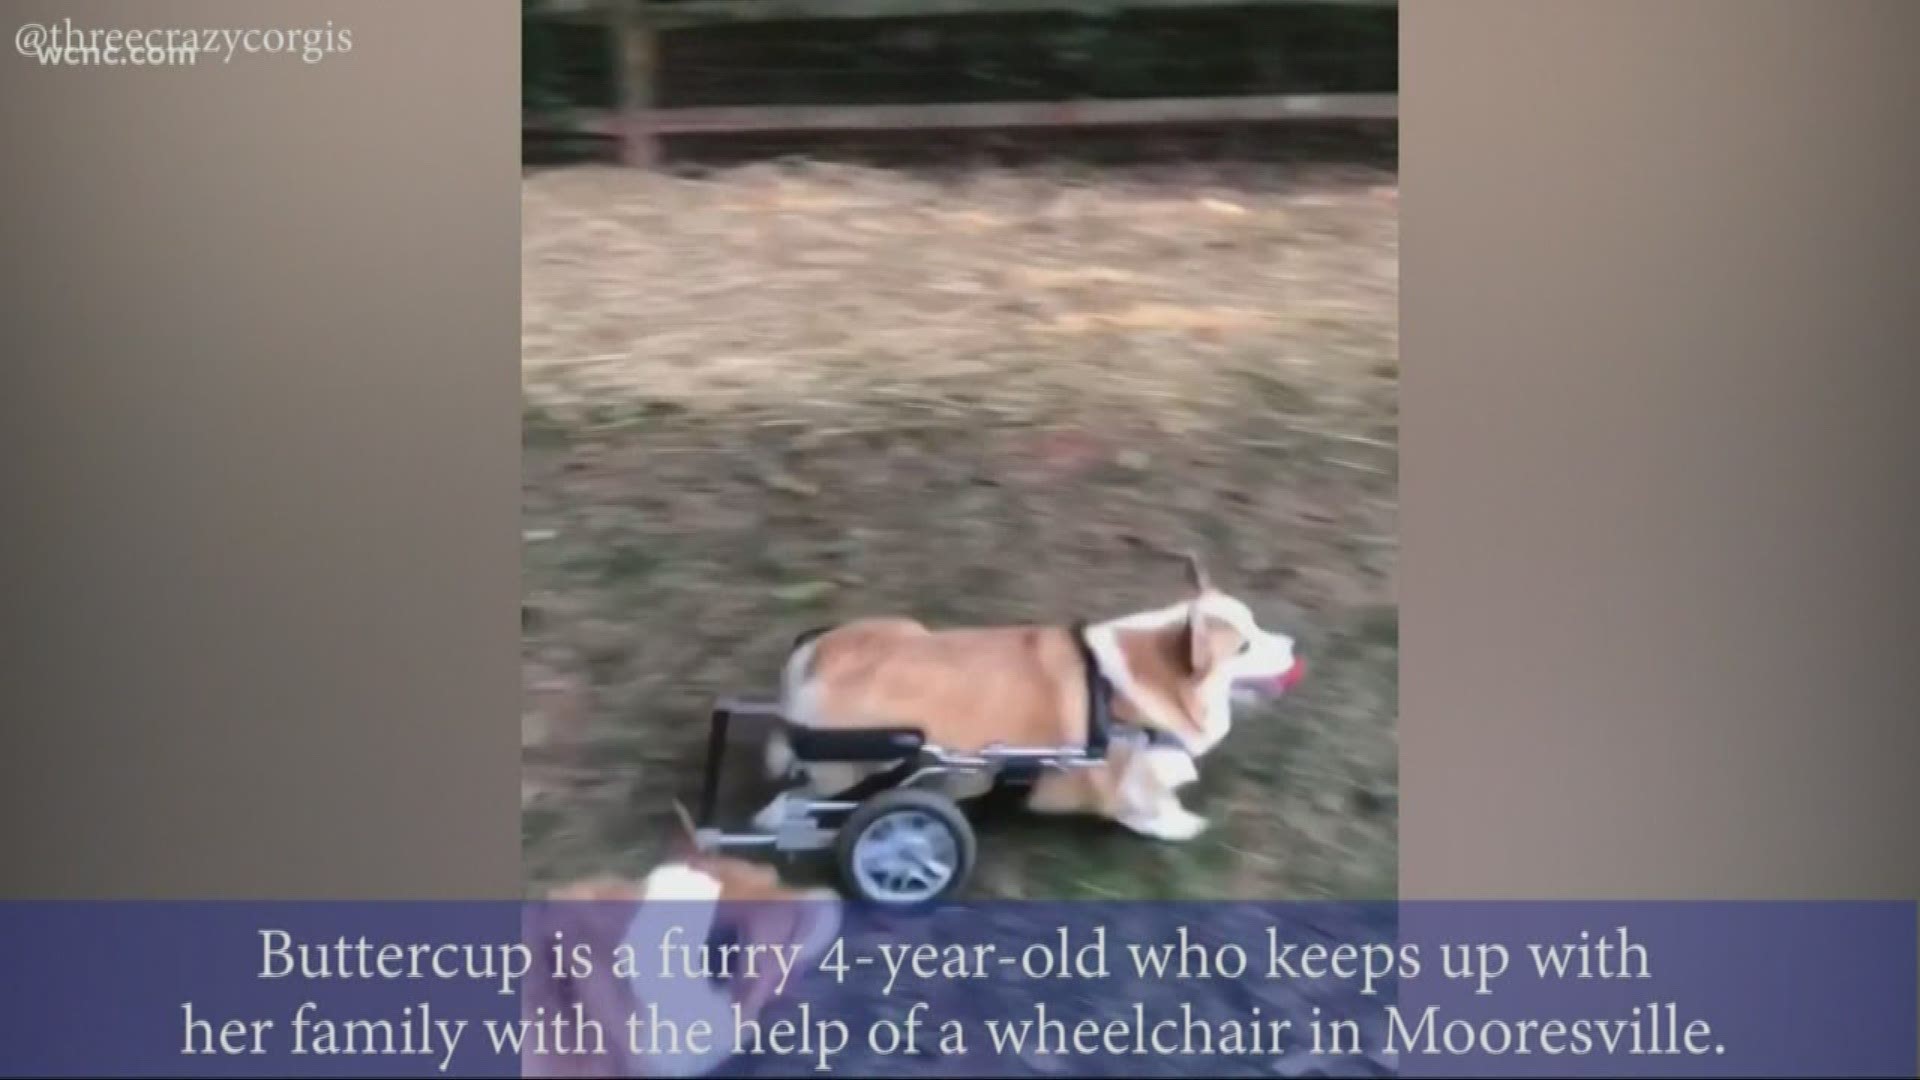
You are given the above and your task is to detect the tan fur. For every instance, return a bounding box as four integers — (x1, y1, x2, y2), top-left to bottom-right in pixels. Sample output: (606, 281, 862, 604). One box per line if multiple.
(798, 612, 1242, 751)
(1110, 616, 1244, 743)
(802, 621, 1092, 749)
(1023, 733, 1157, 817)
(782, 619, 1191, 818)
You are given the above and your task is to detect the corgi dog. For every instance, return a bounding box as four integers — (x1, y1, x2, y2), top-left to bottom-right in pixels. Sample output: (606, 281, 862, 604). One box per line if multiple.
(756, 554, 1302, 844)
(522, 808, 843, 1078)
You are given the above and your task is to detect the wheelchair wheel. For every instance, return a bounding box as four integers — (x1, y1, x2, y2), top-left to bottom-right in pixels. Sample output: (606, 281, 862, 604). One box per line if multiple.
(835, 788, 976, 907)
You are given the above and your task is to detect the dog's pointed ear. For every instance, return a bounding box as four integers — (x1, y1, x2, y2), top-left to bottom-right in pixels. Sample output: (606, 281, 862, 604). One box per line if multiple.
(1182, 549, 1212, 595)
(1185, 600, 1210, 674)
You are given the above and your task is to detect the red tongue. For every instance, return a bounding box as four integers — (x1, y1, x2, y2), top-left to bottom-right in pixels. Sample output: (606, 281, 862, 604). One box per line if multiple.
(1276, 660, 1305, 691)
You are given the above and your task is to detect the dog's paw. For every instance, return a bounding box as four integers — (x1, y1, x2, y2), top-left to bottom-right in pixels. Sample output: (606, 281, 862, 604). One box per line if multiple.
(1124, 806, 1209, 843)
(1158, 807, 1210, 842)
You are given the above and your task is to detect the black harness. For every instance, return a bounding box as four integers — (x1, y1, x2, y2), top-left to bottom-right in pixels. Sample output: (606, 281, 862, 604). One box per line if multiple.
(1072, 619, 1185, 752)
(1069, 619, 1115, 759)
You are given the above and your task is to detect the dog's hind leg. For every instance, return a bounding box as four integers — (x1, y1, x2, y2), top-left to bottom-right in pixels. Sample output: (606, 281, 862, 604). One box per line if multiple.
(767, 626, 837, 785)
(764, 733, 798, 782)
(750, 760, 888, 833)
(806, 761, 873, 797)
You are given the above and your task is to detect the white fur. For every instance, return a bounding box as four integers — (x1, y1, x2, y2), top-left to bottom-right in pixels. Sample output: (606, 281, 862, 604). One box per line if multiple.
(1194, 591, 1299, 698)
(624, 866, 843, 1078)
(751, 790, 793, 833)
(1082, 593, 1297, 840)
(1125, 803, 1210, 842)
(1143, 744, 1199, 790)
(1082, 607, 1198, 748)
(636, 863, 723, 936)
(626, 864, 734, 1077)
(1111, 735, 1209, 841)
(641, 862, 723, 904)
(765, 637, 826, 780)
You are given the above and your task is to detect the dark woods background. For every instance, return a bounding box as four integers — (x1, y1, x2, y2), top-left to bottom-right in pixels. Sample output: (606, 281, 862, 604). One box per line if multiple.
(523, 1, 1398, 169)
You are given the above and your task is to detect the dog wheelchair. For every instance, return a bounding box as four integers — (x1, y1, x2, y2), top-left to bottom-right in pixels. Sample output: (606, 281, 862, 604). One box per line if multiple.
(689, 625, 1121, 908)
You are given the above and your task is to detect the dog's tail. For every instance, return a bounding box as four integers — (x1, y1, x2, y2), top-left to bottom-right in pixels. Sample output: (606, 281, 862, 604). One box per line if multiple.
(767, 625, 835, 780)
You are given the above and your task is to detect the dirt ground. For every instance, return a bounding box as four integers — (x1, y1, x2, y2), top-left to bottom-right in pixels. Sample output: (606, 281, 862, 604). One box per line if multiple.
(521, 158, 1397, 902)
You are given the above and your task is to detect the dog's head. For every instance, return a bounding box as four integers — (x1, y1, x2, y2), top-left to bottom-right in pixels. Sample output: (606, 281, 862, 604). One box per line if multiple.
(1097, 552, 1303, 756)
(1177, 552, 1305, 704)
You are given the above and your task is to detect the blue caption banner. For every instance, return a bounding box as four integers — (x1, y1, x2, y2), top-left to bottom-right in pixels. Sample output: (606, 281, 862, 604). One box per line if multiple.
(0, 900, 1911, 1078)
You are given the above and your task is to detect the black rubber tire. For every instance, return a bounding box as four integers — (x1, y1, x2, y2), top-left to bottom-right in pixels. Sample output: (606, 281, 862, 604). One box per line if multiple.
(834, 787, 977, 908)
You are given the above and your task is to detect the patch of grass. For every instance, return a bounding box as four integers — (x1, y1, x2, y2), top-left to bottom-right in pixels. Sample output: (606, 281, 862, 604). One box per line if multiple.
(1352, 602, 1399, 651)
(597, 541, 661, 585)
(522, 403, 571, 450)
(1235, 367, 1317, 417)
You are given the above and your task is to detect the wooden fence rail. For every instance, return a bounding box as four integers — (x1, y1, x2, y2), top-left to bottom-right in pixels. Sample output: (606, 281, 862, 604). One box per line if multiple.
(534, 0, 1399, 167)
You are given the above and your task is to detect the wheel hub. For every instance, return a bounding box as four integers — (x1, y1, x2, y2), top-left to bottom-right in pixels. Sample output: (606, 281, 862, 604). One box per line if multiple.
(852, 810, 958, 903)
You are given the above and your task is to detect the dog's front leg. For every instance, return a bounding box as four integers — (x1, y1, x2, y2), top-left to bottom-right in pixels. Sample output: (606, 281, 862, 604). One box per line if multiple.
(1115, 746, 1208, 842)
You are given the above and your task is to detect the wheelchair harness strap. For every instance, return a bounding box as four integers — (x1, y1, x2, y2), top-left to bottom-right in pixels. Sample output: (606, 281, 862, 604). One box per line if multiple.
(1068, 620, 1115, 759)
(981, 621, 1114, 809)
(1071, 619, 1182, 752)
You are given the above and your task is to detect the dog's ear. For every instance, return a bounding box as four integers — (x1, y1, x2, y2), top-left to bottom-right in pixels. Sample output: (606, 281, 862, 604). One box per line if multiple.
(1185, 602, 1209, 673)
(1180, 549, 1214, 672)
(1182, 549, 1212, 595)
(1185, 602, 1246, 676)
